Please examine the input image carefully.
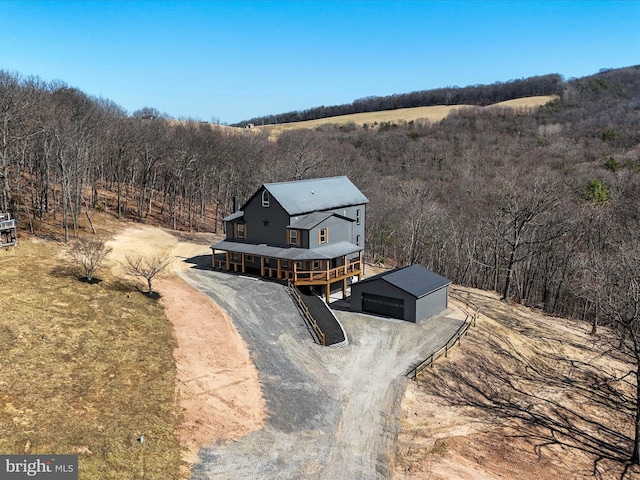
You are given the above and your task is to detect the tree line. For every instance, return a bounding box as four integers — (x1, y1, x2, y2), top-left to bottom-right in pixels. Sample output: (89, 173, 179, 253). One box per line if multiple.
(233, 73, 564, 127)
(2, 64, 640, 462)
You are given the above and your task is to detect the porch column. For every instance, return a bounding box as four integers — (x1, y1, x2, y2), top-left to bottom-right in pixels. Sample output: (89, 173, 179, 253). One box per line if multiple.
(342, 278, 347, 299)
(325, 283, 331, 303)
(343, 255, 347, 275)
(293, 261, 298, 282)
(325, 260, 330, 281)
(241, 254, 246, 273)
(358, 251, 363, 280)
(277, 258, 282, 279)
(225, 251, 230, 271)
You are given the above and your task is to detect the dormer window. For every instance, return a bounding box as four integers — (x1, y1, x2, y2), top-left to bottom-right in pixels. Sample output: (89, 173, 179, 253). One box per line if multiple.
(262, 190, 270, 207)
(237, 223, 245, 239)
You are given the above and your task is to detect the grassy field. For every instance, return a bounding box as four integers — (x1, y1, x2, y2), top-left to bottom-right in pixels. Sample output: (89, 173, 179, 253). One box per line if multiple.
(254, 95, 558, 137)
(0, 237, 182, 479)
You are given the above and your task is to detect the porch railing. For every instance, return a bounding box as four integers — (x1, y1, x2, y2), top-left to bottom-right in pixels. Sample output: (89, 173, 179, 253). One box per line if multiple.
(293, 261, 361, 284)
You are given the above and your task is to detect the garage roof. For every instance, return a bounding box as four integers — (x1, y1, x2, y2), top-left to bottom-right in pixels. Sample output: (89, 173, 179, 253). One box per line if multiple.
(359, 264, 451, 298)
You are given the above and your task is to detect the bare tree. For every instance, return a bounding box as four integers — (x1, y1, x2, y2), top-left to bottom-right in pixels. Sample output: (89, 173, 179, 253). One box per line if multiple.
(122, 251, 173, 294)
(495, 172, 562, 301)
(594, 237, 640, 464)
(70, 237, 112, 282)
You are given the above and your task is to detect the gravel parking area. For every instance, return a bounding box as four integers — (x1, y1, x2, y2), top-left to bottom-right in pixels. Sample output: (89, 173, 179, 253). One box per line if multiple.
(180, 268, 466, 480)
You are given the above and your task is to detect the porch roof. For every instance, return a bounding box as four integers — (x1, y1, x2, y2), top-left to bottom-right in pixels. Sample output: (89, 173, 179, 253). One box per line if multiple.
(212, 240, 362, 261)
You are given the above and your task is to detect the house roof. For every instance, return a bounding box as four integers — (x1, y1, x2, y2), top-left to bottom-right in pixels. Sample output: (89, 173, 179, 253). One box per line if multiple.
(289, 211, 354, 230)
(223, 211, 244, 222)
(212, 240, 362, 261)
(358, 264, 451, 298)
(247, 176, 369, 216)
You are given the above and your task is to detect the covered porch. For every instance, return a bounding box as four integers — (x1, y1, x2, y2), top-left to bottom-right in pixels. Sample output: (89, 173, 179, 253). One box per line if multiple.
(211, 241, 363, 302)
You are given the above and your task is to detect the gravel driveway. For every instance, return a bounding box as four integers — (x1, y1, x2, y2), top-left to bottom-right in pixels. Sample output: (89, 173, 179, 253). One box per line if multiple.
(179, 268, 466, 480)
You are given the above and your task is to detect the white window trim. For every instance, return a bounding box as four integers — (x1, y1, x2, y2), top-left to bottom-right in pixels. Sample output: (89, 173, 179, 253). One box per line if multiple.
(262, 190, 270, 207)
(319, 228, 328, 244)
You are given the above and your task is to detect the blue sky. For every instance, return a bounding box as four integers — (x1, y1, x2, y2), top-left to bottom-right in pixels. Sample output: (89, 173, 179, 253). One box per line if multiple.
(2, 1, 639, 124)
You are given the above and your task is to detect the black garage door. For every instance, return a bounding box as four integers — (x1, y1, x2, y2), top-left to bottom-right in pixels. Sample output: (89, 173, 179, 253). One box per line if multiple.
(362, 293, 404, 318)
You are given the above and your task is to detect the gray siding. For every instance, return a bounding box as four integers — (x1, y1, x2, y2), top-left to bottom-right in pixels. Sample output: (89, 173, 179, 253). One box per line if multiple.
(308, 216, 353, 249)
(325, 205, 365, 247)
(415, 286, 449, 322)
(243, 187, 291, 246)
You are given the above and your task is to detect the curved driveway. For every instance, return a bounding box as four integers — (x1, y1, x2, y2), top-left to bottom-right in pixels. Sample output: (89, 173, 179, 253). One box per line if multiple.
(180, 268, 466, 480)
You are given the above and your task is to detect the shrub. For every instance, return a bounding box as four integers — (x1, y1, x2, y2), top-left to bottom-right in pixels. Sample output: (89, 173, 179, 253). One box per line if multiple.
(70, 237, 112, 282)
(584, 179, 611, 203)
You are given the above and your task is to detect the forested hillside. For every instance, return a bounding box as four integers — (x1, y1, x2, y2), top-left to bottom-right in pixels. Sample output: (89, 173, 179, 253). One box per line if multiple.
(1, 66, 639, 334)
(233, 73, 564, 126)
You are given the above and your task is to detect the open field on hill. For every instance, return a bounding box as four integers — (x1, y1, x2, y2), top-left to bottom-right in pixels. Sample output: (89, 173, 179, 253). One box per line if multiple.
(254, 95, 557, 136)
(0, 218, 264, 480)
(0, 232, 181, 479)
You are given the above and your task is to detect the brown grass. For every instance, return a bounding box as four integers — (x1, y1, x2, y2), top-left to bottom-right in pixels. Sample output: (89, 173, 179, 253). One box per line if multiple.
(0, 235, 182, 479)
(394, 287, 640, 480)
(255, 95, 558, 138)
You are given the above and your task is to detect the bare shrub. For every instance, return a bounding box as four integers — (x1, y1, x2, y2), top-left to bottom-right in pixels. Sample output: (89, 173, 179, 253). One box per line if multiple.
(70, 237, 112, 282)
(122, 251, 173, 294)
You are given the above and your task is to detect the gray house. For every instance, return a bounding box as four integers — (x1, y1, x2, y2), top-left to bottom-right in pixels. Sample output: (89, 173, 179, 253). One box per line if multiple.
(350, 265, 451, 322)
(212, 176, 368, 301)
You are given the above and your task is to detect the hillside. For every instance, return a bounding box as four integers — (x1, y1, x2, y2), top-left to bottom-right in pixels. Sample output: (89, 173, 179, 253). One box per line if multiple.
(4, 221, 637, 478)
(253, 95, 557, 136)
(1, 64, 639, 368)
(394, 287, 640, 479)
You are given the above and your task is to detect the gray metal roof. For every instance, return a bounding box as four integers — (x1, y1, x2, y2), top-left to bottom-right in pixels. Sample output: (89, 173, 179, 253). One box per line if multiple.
(358, 264, 451, 298)
(289, 211, 333, 229)
(289, 211, 354, 230)
(261, 176, 369, 215)
(212, 240, 361, 261)
(223, 211, 244, 222)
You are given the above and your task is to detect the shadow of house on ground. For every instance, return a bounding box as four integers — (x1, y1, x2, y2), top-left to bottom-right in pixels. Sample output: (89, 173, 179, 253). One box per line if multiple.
(182, 254, 213, 270)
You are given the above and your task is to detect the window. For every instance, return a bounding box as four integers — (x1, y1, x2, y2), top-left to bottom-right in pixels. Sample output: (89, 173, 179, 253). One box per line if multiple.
(289, 229, 298, 245)
(356, 209, 361, 225)
(262, 190, 270, 207)
(356, 234, 361, 246)
(231, 253, 240, 262)
(319, 228, 328, 244)
(237, 223, 245, 239)
(282, 260, 289, 269)
(245, 255, 253, 263)
(295, 261, 303, 270)
(313, 260, 320, 270)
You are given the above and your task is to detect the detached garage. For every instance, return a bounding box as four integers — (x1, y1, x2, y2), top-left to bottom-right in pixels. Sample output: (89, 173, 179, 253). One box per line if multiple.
(350, 265, 451, 322)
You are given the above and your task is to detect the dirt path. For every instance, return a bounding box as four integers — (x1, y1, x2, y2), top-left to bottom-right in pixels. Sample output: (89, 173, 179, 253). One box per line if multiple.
(106, 225, 265, 472)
